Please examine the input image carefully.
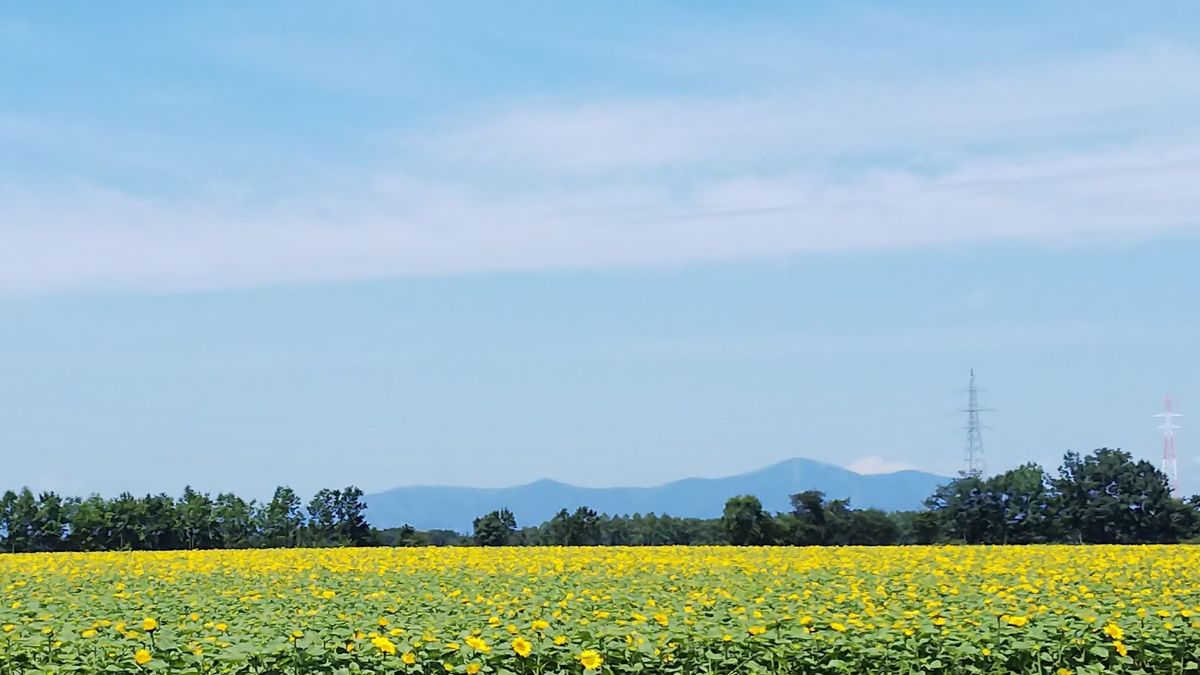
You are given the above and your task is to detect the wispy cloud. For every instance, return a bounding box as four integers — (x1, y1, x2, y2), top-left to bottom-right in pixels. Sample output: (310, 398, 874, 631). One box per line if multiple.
(5, 138, 1200, 294)
(611, 317, 1167, 363)
(2, 43, 1200, 293)
(424, 43, 1200, 173)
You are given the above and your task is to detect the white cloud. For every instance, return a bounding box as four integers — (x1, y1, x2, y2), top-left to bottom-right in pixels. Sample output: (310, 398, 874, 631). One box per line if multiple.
(3, 137, 1200, 294)
(3, 43, 1200, 293)
(425, 43, 1200, 173)
(846, 455, 918, 475)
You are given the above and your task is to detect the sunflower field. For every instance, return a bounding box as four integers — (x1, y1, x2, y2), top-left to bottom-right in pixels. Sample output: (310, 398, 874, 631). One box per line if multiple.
(1, 545, 1198, 674)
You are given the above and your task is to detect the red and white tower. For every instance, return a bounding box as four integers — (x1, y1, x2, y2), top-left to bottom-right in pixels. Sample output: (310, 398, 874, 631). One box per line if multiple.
(1155, 396, 1182, 498)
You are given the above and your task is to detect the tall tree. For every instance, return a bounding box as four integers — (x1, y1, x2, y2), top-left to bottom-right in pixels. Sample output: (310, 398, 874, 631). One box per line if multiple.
(984, 463, 1056, 544)
(7, 489, 38, 552)
(306, 489, 338, 546)
(544, 507, 602, 546)
(65, 494, 113, 551)
(925, 475, 989, 543)
(473, 509, 517, 546)
(721, 495, 775, 546)
(178, 486, 217, 550)
(32, 491, 66, 551)
(261, 486, 305, 548)
(141, 493, 181, 550)
(109, 492, 144, 550)
(568, 506, 601, 546)
(214, 493, 258, 548)
(333, 487, 374, 546)
(0, 490, 19, 552)
(1055, 448, 1194, 544)
(788, 490, 829, 545)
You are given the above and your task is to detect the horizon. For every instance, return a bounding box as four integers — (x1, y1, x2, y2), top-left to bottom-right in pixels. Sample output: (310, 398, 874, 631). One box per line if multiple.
(369, 455, 950, 495)
(0, 453, 950, 500)
(1, 3, 1197, 500)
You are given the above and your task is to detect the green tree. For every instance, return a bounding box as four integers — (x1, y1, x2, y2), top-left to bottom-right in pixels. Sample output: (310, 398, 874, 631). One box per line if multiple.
(783, 491, 894, 545)
(7, 488, 39, 552)
(896, 510, 943, 545)
(0, 483, 377, 552)
(984, 463, 1056, 544)
(1055, 448, 1194, 544)
(423, 529, 470, 546)
(333, 487, 374, 546)
(64, 495, 113, 551)
(178, 486, 217, 550)
(721, 495, 775, 546)
(378, 524, 421, 546)
(213, 493, 258, 548)
(473, 509, 517, 546)
(544, 506, 602, 546)
(0, 490, 21, 552)
(788, 490, 829, 545)
(108, 492, 144, 550)
(32, 491, 67, 551)
(568, 506, 601, 545)
(599, 514, 632, 546)
(261, 486, 305, 547)
(844, 508, 900, 545)
(925, 475, 989, 543)
(141, 493, 181, 550)
(306, 489, 339, 546)
(0, 491, 12, 551)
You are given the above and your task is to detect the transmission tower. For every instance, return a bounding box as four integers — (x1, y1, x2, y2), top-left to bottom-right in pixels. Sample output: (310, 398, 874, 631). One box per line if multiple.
(961, 369, 989, 479)
(1155, 396, 1182, 498)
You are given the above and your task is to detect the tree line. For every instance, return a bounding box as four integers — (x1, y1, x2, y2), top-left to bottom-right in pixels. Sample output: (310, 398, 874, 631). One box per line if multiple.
(438, 448, 1200, 547)
(0, 486, 373, 552)
(2, 448, 1197, 552)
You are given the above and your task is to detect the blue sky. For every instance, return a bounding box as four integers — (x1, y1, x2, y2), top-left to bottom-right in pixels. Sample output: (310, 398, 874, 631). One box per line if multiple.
(1, 3, 1198, 499)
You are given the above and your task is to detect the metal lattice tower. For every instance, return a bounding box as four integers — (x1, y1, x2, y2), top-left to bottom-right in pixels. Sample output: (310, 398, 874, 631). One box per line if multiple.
(1155, 396, 1182, 498)
(961, 369, 989, 479)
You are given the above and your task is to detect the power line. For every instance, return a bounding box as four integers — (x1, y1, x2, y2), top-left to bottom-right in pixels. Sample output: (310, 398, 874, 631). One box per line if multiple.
(961, 369, 990, 479)
(1155, 396, 1182, 498)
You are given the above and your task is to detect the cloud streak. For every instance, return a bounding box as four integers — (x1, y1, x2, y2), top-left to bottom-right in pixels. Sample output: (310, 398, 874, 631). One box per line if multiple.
(425, 43, 1200, 172)
(5, 138, 1200, 294)
(3, 43, 1200, 293)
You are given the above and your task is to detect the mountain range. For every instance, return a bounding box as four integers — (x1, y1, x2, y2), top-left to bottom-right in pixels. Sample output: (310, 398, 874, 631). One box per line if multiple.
(364, 457, 949, 532)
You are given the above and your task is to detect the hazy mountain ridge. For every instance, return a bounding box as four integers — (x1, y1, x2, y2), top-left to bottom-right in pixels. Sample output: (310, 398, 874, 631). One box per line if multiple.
(365, 458, 950, 532)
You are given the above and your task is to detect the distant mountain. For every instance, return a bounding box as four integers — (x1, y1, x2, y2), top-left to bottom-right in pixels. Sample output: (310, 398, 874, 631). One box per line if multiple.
(364, 458, 950, 532)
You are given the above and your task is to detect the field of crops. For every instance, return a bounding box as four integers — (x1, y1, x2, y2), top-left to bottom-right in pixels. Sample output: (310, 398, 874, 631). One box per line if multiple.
(1, 546, 1198, 674)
